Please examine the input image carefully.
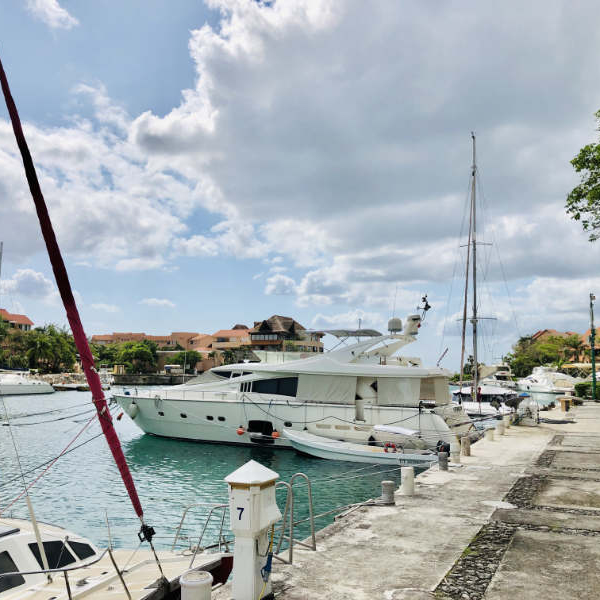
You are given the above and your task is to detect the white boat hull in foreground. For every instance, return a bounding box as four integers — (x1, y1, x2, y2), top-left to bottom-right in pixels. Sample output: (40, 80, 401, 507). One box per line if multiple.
(283, 429, 438, 465)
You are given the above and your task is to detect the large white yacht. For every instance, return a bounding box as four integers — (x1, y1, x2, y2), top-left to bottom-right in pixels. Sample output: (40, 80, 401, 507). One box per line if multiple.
(0, 372, 54, 395)
(516, 366, 579, 394)
(115, 315, 472, 450)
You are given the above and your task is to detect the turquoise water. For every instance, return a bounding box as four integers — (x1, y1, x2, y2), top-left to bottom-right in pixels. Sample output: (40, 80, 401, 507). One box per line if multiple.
(0, 389, 412, 551)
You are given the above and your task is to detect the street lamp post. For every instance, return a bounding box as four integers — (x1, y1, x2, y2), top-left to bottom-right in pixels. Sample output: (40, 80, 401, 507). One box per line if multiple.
(591, 293, 596, 401)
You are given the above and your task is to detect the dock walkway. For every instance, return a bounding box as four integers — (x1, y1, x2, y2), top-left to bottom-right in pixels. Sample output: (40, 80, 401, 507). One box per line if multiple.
(216, 402, 600, 599)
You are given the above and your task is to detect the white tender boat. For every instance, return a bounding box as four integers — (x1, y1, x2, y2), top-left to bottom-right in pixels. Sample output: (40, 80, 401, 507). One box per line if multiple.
(115, 314, 472, 450)
(283, 429, 438, 466)
(0, 372, 54, 396)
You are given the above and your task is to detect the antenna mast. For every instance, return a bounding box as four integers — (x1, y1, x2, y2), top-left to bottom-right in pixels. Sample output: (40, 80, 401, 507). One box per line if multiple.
(471, 133, 479, 405)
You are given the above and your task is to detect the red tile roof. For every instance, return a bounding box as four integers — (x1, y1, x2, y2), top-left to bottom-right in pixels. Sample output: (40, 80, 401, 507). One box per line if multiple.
(0, 308, 33, 326)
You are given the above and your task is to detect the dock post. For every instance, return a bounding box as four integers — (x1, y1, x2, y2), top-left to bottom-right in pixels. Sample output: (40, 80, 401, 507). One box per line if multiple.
(438, 452, 449, 471)
(401, 467, 415, 496)
(381, 480, 395, 505)
(503, 414, 511, 428)
(496, 421, 505, 436)
(450, 441, 461, 463)
(461, 436, 471, 456)
(485, 428, 494, 441)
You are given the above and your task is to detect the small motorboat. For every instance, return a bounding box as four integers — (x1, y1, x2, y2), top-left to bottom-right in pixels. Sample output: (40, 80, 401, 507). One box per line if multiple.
(283, 429, 438, 465)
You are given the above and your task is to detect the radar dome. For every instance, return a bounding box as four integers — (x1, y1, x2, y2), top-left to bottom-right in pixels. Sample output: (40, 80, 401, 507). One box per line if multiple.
(388, 317, 403, 333)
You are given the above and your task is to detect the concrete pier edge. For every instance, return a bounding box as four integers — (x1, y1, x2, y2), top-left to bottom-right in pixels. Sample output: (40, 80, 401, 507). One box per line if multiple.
(214, 402, 600, 600)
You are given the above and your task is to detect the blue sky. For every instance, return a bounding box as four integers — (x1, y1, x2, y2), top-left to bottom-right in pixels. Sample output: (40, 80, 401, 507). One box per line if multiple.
(1, 0, 600, 369)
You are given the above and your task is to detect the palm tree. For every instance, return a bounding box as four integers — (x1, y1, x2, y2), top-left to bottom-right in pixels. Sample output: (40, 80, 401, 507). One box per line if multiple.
(564, 335, 586, 363)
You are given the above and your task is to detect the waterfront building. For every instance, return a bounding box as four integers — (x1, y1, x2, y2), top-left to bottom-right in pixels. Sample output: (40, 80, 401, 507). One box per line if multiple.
(250, 315, 324, 353)
(90, 331, 201, 349)
(0, 308, 33, 331)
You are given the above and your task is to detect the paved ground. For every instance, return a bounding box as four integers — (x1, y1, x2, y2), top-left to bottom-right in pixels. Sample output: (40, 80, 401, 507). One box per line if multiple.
(214, 402, 600, 599)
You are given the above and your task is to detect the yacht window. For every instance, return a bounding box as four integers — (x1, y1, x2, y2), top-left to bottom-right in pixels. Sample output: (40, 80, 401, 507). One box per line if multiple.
(218, 416, 225, 421)
(0, 551, 25, 593)
(334, 425, 350, 430)
(315, 423, 331, 429)
(180, 413, 187, 419)
(207, 415, 214, 421)
(158, 411, 164, 416)
(251, 377, 298, 397)
(214, 370, 232, 379)
(284, 421, 293, 427)
(68, 541, 95, 560)
(29, 541, 76, 569)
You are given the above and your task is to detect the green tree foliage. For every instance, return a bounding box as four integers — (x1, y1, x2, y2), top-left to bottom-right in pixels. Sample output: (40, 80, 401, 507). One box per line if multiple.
(173, 350, 202, 369)
(504, 335, 573, 377)
(222, 349, 236, 365)
(116, 341, 157, 374)
(0, 323, 75, 372)
(566, 110, 600, 240)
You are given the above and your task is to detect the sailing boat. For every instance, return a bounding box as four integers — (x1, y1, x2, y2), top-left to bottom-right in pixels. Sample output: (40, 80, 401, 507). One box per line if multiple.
(0, 54, 232, 598)
(451, 135, 518, 418)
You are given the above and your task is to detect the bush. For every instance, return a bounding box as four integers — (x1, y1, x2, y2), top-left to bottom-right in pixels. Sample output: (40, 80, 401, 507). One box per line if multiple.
(575, 381, 600, 399)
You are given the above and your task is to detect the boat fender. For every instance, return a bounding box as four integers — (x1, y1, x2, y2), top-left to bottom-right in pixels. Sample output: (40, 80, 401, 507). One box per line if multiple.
(272, 431, 280, 439)
(236, 427, 245, 435)
(390, 443, 397, 453)
(126, 402, 139, 420)
(384, 442, 390, 453)
(116, 412, 124, 421)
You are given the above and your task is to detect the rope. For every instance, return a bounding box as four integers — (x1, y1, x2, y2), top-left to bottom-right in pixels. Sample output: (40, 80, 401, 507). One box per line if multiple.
(0, 413, 98, 514)
(5, 407, 97, 426)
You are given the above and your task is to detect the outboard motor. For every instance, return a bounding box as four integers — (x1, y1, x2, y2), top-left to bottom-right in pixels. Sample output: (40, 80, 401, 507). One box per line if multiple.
(436, 440, 450, 454)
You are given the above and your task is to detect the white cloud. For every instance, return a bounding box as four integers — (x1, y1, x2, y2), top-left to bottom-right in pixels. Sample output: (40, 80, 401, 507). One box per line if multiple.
(4, 0, 600, 345)
(90, 303, 120, 313)
(26, 0, 79, 30)
(139, 297, 176, 308)
(264, 273, 297, 296)
(0, 269, 55, 298)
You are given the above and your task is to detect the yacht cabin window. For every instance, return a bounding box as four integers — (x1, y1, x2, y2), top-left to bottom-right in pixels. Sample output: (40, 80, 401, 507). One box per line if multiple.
(250, 377, 298, 397)
(0, 551, 25, 593)
(29, 541, 76, 569)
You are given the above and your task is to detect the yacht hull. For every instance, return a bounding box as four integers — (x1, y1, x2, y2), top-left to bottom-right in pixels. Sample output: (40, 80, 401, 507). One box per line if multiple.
(0, 382, 54, 395)
(116, 392, 471, 450)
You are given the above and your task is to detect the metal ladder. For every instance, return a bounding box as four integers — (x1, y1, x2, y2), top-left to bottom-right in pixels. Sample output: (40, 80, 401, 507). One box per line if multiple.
(171, 502, 231, 567)
(274, 472, 317, 564)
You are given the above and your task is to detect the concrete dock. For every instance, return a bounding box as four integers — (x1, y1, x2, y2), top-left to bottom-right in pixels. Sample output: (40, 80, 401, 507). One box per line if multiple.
(214, 401, 600, 599)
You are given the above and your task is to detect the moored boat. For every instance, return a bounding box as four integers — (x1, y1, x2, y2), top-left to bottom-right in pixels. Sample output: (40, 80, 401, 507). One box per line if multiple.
(283, 429, 438, 466)
(115, 313, 473, 450)
(0, 372, 54, 396)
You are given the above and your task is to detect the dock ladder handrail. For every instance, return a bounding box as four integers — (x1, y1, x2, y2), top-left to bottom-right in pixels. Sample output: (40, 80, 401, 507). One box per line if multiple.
(171, 502, 230, 563)
(274, 472, 316, 564)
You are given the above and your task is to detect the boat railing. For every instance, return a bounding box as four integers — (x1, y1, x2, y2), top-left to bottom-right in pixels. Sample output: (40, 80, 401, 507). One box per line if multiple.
(0, 549, 109, 600)
(171, 502, 230, 565)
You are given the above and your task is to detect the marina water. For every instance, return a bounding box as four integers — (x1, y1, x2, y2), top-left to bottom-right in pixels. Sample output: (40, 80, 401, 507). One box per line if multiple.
(1, 388, 411, 550)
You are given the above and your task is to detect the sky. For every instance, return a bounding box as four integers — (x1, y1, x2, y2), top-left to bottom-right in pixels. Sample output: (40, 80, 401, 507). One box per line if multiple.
(1, 0, 600, 370)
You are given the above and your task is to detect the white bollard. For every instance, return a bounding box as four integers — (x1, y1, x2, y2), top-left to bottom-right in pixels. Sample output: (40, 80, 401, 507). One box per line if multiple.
(461, 436, 471, 457)
(496, 421, 505, 436)
(485, 428, 494, 441)
(450, 441, 461, 463)
(181, 570, 213, 600)
(381, 480, 395, 505)
(401, 466, 415, 496)
(503, 414, 511, 428)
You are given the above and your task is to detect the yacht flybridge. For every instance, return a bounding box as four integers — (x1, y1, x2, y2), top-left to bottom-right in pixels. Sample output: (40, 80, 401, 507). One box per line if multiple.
(116, 314, 472, 450)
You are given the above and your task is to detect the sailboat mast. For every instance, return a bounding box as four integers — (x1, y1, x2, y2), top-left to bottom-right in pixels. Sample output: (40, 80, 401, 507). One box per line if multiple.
(471, 133, 478, 401)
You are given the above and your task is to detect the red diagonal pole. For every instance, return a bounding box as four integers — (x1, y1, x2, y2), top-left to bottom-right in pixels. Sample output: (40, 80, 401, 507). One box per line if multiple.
(0, 54, 144, 520)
